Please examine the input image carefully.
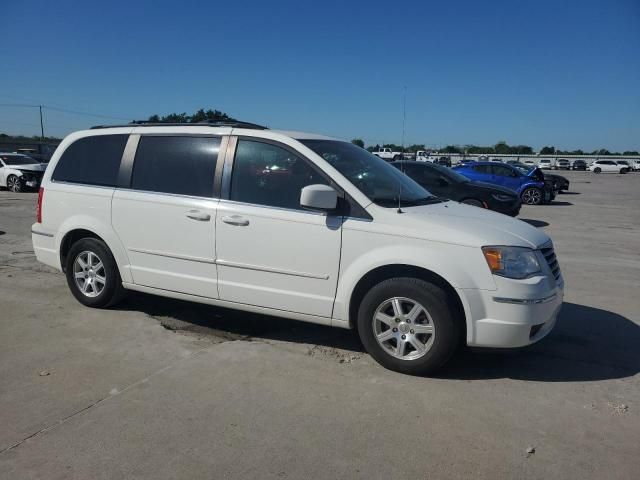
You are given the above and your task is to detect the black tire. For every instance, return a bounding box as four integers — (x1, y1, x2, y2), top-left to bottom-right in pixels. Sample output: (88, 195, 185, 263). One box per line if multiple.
(594, 167, 601, 173)
(65, 237, 125, 308)
(357, 277, 460, 375)
(461, 198, 484, 208)
(521, 187, 543, 205)
(619, 168, 627, 174)
(6, 175, 22, 193)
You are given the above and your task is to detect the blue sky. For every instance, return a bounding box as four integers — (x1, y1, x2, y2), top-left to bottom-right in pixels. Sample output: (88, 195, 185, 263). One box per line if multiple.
(1, 0, 638, 151)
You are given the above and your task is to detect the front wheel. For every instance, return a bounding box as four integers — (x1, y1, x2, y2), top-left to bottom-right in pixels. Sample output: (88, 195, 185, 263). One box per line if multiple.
(594, 167, 601, 173)
(521, 187, 543, 205)
(6, 175, 21, 192)
(65, 238, 125, 308)
(620, 168, 627, 174)
(357, 278, 460, 375)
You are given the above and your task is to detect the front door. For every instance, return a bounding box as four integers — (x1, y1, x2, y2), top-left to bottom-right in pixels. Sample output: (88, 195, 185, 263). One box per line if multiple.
(215, 138, 342, 318)
(112, 135, 222, 298)
(490, 164, 521, 191)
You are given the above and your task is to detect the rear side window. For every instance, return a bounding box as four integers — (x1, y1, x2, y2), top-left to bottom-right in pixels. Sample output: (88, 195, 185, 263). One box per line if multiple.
(491, 165, 515, 177)
(472, 165, 491, 173)
(131, 136, 220, 197)
(52, 134, 128, 186)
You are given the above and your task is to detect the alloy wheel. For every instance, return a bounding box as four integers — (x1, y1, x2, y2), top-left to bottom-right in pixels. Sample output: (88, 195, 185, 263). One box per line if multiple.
(73, 251, 106, 298)
(522, 188, 541, 205)
(372, 297, 436, 361)
(7, 176, 21, 192)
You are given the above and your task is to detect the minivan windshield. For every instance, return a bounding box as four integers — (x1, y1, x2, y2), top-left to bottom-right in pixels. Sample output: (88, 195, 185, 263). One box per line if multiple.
(301, 140, 441, 207)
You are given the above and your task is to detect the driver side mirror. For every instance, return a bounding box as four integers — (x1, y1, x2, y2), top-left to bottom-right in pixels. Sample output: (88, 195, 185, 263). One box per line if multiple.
(300, 184, 338, 211)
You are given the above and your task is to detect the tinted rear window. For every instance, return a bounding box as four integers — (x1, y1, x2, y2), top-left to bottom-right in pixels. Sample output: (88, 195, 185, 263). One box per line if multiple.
(131, 136, 220, 197)
(52, 134, 128, 186)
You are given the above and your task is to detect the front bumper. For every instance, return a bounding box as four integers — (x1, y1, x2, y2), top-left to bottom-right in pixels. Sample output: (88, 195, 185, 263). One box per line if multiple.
(459, 274, 564, 348)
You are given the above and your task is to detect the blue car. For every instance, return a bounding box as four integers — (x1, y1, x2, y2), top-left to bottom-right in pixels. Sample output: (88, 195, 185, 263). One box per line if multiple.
(452, 161, 550, 205)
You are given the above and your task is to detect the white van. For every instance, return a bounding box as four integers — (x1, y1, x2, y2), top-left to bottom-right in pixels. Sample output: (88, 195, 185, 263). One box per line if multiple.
(32, 122, 564, 374)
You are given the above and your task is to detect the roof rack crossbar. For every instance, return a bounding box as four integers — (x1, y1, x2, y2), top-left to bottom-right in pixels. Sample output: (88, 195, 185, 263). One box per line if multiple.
(91, 120, 268, 130)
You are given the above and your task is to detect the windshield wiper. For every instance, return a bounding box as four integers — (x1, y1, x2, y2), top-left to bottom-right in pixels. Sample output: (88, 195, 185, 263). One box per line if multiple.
(372, 196, 443, 207)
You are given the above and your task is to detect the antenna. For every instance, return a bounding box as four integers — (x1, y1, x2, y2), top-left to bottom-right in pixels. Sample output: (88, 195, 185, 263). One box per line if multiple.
(397, 86, 407, 214)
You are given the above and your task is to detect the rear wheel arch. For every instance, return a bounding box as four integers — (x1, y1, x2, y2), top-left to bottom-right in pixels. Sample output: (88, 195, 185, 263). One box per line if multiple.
(60, 229, 109, 273)
(348, 264, 466, 342)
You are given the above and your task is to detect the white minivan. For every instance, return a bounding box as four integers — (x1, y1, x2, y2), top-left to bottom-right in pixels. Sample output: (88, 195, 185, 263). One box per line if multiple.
(32, 122, 564, 374)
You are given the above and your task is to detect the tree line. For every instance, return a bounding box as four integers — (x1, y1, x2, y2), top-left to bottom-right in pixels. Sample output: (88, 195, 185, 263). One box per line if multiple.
(350, 138, 638, 156)
(2, 106, 638, 156)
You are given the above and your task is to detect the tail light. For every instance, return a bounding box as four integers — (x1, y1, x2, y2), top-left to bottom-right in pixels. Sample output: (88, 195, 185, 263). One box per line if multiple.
(36, 187, 44, 223)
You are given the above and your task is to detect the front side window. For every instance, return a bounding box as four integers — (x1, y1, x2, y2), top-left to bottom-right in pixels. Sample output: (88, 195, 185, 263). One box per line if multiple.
(230, 140, 329, 210)
(52, 134, 128, 187)
(131, 136, 220, 197)
(492, 165, 516, 177)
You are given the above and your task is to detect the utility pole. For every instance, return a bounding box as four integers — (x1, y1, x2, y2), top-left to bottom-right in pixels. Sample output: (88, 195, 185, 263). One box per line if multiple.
(39, 105, 44, 140)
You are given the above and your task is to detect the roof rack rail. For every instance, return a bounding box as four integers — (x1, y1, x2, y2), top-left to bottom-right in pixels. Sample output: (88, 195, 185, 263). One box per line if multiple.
(91, 120, 268, 130)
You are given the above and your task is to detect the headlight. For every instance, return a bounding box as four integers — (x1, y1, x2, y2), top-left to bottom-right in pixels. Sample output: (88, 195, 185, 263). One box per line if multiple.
(491, 193, 514, 202)
(482, 246, 541, 279)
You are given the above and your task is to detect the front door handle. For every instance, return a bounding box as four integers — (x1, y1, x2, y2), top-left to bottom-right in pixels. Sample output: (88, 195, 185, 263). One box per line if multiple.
(186, 210, 211, 222)
(222, 215, 250, 227)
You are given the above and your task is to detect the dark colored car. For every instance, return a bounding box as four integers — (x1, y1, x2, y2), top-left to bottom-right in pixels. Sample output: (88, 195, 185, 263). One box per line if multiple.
(510, 162, 569, 193)
(392, 161, 521, 216)
(572, 159, 587, 170)
(435, 156, 451, 167)
(453, 161, 553, 205)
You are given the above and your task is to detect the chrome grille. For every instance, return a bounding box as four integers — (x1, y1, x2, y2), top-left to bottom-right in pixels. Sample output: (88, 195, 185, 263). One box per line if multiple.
(540, 244, 561, 280)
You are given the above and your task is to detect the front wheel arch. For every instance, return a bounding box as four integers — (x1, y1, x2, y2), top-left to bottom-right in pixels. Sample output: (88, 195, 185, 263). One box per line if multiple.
(348, 264, 466, 342)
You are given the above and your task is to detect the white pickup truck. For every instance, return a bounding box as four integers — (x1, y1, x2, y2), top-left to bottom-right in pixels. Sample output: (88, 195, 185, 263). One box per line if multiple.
(372, 147, 402, 161)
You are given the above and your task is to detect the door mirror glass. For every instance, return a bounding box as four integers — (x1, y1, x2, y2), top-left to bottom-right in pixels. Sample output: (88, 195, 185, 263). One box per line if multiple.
(300, 184, 338, 211)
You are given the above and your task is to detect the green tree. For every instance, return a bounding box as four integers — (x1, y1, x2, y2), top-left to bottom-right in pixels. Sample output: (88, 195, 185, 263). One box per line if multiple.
(540, 146, 555, 155)
(493, 141, 511, 154)
(623, 150, 639, 155)
(351, 138, 365, 148)
(442, 145, 463, 154)
(407, 144, 426, 153)
(146, 108, 235, 124)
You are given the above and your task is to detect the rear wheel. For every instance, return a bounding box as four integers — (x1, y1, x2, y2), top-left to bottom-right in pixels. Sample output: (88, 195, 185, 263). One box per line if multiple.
(357, 278, 460, 375)
(6, 175, 21, 192)
(65, 238, 125, 308)
(521, 187, 543, 205)
(461, 198, 484, 208)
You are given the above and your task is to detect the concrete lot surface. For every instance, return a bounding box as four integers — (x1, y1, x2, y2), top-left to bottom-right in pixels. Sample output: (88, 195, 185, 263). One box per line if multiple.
(1, 171, 639, 479)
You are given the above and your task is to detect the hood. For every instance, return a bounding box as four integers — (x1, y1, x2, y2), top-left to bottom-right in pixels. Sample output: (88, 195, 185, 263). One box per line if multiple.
(468, 180, 518, 197)
(14, 163, 46, 172)
(372, 201, 550, 249)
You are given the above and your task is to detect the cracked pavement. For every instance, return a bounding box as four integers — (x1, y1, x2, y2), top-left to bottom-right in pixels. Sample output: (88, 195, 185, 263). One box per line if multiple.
(1, 171, 639, 479)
